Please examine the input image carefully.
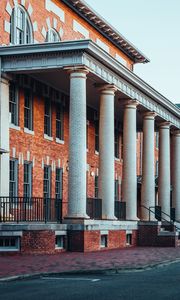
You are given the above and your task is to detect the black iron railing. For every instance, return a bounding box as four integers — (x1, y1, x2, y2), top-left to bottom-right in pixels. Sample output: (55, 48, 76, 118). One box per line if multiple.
(86, 198, 102, 219)
(115, 201, 126, 220)
(0, 197, 62, 223)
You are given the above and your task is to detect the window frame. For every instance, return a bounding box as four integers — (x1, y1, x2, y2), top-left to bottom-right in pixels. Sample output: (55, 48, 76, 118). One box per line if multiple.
(44, 98, 52, 137)
(55, 168, 63, 200)
(43, 166, 51, 199)
(9, 159, 18, 199)
(9, 83, 19, 126)
(56, 103, 64, 141)
(46, 28, 60, 42)
(114, 129, 120, 159)
(23, 161, 32, 199)
(24, 89, 33, 131)
(10, 5, 33, 45)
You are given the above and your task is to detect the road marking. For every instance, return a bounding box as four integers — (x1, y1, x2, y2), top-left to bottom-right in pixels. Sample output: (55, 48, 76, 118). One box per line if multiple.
(41, 277, 100, 282)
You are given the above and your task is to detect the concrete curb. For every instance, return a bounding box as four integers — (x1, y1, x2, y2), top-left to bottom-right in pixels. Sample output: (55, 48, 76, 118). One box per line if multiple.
(1, 258, 180, 282)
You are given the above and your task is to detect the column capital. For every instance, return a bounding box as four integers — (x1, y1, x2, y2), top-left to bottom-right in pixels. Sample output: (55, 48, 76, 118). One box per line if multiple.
(64, 66, 89, 78)
(159, 121, 171, 129)
(143, 111, 157, 120)
(123, 100, 139, 109)
(95, 83, 117, 95)
(171, 129, 180, 137)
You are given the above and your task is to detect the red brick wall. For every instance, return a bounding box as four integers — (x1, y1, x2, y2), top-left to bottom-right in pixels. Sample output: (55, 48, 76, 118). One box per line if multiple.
(0, 0, 133, 69)
(21, 230, 56, 254)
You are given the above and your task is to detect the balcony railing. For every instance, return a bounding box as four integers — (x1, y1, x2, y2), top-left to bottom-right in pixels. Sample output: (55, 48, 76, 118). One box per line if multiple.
(86, 198, 102, 219)
(115, 201, 126, 220)
(0, 197, 62, 223)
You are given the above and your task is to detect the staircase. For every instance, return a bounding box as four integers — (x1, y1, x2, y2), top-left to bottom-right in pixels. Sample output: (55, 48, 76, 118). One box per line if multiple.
(138, 205, 180, 247)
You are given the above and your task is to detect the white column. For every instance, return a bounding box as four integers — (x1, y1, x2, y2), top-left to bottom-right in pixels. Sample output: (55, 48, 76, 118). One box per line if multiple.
(122, 101, 138, 220)
(141, 112, 156, 220)
(158, 122, 171, 219)
(99, 85, 116, 220)
(67, 68, 89, 219)
(172, 130, 180, 221)
(0, 77, 10, 197)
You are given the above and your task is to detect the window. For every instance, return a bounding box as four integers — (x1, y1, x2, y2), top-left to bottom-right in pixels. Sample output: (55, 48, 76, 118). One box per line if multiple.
(9, 159, 18, 198)
(55, 168, 63, 199)
(156, 160, 159, 176)
(95, 120, 99, 152)
(23, 162, 32, 198)
(24, 90, 33, 130)
(44, 99, 51, 136)
(95, 175, 98, 198)
(126, 233, 132, 246)
(56, 104, 64, 140)
(0, 237, 20, 251)
(10, 6, 33, 45)
(156, 132, 159, 148)
(120, 133, 123, 160)
(115, 129, 119, 158)
(46, 29, 60, 42)
(114, 180, 119, 201)
(43, 166, 51, 198)
(55, 235, 65, 249)
(101, 235, 107, 248)
(9, 83, 18, 126)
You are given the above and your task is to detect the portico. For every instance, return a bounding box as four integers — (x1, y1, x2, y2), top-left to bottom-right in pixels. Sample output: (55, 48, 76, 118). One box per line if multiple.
(0, 39, 180, 251)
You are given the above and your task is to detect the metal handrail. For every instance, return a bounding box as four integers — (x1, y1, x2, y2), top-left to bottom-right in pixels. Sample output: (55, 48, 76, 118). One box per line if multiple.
(140, 205, 180, 231)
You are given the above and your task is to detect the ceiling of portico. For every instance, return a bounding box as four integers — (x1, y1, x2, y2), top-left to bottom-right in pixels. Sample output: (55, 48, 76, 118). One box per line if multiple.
(30, 69, 167, 131)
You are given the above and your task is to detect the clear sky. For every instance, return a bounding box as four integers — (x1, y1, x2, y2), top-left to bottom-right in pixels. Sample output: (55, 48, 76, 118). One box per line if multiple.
(85, 0, 180, 104)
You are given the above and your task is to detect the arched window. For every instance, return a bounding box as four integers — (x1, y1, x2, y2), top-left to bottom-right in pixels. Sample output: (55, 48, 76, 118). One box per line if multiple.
(10, 5, 33, 45)
(46, 29, 60, 42)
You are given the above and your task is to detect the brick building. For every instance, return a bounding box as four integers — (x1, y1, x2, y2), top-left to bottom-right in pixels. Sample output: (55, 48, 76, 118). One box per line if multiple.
(0, 0, 180, 253)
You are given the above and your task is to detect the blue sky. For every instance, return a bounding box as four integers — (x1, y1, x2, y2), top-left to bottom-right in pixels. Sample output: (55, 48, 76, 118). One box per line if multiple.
(85, 0, 180, 104)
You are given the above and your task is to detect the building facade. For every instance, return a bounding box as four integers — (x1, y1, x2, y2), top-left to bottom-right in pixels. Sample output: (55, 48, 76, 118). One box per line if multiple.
(0, 0, 180, 253)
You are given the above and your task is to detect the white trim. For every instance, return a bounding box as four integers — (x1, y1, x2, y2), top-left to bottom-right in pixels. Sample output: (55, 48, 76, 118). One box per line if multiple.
(4, 21, 11, 34)
(44, 134, 53, 141)
(33, 21, 38, 32)
(55, 231, 67, 235)
(42, 27, 47, 38)
(27, 3, 33, 16)
(45, 0, 65, 23)
(9, 123, 21, 131)
(46, 17, 51, 30)
(24, 128, 34, 135)
(73, 20, 89, 38)
(56, 138, 64, 144)
(6, 2, 12, 16)
(115, 53, 127, 67)
(53, 18, 57, 29)
(96, 38, 109, 53)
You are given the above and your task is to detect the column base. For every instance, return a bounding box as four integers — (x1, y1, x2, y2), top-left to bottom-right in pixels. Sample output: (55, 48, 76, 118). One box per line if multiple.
(126, 216, 140, 221)
(64, 213, 90, 220)
(102, 215, 118, 221)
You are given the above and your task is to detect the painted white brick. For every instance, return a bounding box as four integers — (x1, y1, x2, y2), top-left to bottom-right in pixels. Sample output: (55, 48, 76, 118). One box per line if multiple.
(21, 0, 26, 6)
(42, 26, 47, 38)
(73, 20, 89, 38)
(6, 2, 12, 15)
(33, 157, 35, 167)
(115, 53, 127, 67)
(27, 151, 30, 161)
(28, 3, 33, 16)
(42, 159, 44, 169)
(12, 147, 16, 158)
(33, 21, 38, 32)
(4, 21, 11, 34)
(96, 38, 109, 53)
(46, 17, 51, 29)
(58, 159, 61, 168)
(59, 27, 63, 38)
(46, 156, 49, 165)
(53, 18, 57, 29)
(45, 0, 65, 22)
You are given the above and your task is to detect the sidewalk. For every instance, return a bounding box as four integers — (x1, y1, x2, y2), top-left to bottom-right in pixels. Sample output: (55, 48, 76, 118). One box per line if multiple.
(1, 247, 180, 280)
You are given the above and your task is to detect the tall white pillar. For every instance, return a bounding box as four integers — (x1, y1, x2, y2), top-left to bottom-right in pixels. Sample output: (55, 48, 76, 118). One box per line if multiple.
(122, 101, 138, 220)
(158, 122, 171, 219)
(67, 68, 89, 219)
(141, 112, 156, 220)
(171, 130, 180, 221)
(0, 77, 10, 197)
(99, 84, 117, 220)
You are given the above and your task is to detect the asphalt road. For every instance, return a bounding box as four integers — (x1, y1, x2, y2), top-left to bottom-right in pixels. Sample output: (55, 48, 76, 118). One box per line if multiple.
(1, 262, 180, 300)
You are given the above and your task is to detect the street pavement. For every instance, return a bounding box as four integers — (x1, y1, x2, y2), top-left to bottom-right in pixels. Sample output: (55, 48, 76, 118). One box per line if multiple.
(1, 247, 180, 280)
(1, 262, 180, 299)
